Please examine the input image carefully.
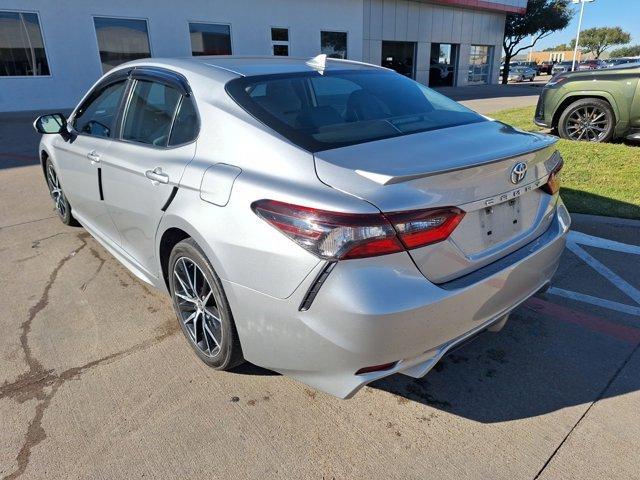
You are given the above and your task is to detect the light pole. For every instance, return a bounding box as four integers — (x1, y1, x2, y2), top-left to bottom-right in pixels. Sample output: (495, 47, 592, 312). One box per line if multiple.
(571, 0, 595, 72)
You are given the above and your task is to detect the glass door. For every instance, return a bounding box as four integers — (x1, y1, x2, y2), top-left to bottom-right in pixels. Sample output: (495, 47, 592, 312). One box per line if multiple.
(381, 41, 416, 79)
(429, 43, 458, 87)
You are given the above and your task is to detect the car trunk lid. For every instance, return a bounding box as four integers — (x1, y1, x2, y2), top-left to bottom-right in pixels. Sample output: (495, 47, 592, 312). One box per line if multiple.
(313, 120, 560, 283)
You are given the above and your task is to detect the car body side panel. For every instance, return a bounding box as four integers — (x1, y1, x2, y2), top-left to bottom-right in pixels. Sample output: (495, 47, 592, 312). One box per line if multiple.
(156, 101, 381, 300)
(101, 140, 196, 276)
(538, 66, 640, 136)
(222, 201, 570, 398)
(630, 79, 640, 130)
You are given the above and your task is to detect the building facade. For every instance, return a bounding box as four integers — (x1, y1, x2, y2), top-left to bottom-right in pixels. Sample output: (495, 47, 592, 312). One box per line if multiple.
(0, 0, 526, 112)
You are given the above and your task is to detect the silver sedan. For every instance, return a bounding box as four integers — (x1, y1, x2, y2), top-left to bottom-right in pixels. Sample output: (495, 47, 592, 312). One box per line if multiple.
(34, 55, 570, 398)
(508, 66, 537, 82)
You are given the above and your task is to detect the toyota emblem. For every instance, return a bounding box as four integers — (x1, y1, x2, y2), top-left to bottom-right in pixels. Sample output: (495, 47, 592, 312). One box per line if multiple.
(510, 162, 527, 184)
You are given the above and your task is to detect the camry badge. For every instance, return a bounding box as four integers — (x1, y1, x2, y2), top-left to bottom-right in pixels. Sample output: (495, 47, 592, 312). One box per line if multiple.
(510, 162, 528, 184)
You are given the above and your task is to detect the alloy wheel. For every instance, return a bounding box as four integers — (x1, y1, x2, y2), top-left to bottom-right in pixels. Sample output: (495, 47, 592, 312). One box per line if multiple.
(565, 105, 609, 141)
(172, 256, 223, 357)
(47, 164, 67, 218)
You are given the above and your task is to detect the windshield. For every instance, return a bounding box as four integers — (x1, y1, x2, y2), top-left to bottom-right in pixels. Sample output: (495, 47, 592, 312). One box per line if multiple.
(225, 70, 485, 152)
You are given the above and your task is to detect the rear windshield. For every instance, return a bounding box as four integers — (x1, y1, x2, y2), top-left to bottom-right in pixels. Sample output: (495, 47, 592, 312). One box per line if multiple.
(225, 70, 485, 152)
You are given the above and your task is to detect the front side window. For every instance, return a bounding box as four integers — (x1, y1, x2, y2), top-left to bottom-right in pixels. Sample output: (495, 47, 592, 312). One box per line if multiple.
(122, 80, 182, 146)
(94, 17, 150, 73)
(227, 70, 485, 152)
(189, 23, 231, 56)
(74, 80, 127, 138)
(321, 31, 347, 59)
(0, 11, 50, 76)
(271, 27, 289, 56)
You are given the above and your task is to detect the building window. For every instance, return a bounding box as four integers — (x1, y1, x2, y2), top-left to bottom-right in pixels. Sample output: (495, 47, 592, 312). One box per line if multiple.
(321, 31, 347, 59)
(467, 45, 493, 85)
(0, 11, 50, 76)
(430, 43, 458, 87)
(189, 23, 232, 56)
(271, 27, 289, 56)
(94, 17, 150, 73)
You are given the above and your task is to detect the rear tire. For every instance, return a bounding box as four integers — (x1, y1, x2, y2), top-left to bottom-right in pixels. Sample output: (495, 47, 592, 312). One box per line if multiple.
(45, 158, 79, 226)
(557, 98, 615, 143)
(169, 238, 244, 370)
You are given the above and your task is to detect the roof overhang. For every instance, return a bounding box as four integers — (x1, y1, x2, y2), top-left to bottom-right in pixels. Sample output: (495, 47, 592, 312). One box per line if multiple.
(418, 0, 527, 14)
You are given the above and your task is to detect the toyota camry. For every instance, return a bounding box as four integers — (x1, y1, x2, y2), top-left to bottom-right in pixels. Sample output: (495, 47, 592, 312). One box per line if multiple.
(34, 55, 570, 398)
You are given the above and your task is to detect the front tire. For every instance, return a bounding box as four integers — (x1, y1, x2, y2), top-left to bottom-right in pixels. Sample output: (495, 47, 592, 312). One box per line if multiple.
(45, 158, 78, 226)
(557, 98, 615, 142)
(169, 238, 244, 370)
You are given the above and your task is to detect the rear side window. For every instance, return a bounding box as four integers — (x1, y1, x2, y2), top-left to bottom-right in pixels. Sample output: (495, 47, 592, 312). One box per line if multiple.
(226, 70, 485, 152)
(169, 96, 199, 146)
(74, 81, 127, 138)
(122, 80, 181, 146)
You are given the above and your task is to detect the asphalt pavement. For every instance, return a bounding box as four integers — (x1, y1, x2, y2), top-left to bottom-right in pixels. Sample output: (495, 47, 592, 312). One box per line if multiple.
(436, 76, 548, 114)
(1, 98, 639, 479)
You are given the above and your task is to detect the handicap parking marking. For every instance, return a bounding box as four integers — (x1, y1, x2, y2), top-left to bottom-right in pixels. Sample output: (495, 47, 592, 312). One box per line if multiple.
(547, 287, 640, 317)
(548, 230, 640, 318)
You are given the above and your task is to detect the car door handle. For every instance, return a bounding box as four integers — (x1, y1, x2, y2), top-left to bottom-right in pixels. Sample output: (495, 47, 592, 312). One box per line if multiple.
(145, 167, 169, 184)
(86, 151, 100, 163)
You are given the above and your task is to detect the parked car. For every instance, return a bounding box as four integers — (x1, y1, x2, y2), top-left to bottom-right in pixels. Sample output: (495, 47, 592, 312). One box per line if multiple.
(34, 56, 570, 399)
(508, 66, 537, 82)
(604, 57, 640, 68)
(577, 59, 606, 70)
(500, 61, 539, 77)
(535, 62, 640, 142)
(538, 61, 554, 75)
(551, 61, 576, 75)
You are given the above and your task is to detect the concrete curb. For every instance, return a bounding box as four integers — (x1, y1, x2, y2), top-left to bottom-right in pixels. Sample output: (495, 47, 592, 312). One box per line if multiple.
(570, 212, 640, 228)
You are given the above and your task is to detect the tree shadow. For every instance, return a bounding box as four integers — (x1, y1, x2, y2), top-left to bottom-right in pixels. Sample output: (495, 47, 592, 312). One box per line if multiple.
(0, 110, 71, 170)
(369, 300, 640, 422)
(561, 188, 640, 221)
(434, 82, 546, 101)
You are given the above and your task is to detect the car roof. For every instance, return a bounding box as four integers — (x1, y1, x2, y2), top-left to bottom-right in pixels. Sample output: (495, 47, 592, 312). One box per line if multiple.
(119, 55, 386, 81)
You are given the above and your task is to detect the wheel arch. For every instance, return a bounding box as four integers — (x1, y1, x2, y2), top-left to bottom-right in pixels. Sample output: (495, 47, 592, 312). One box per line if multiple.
(552, 92, 619, 129)
(158, 227, 191, 291)
(40, 149, 49, 180)
(156, 216, 228, 293)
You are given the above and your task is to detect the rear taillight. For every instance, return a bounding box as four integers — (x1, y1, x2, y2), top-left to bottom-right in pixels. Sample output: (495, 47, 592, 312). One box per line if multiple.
(541, 154, 564, 195)
(252, 200, 465, 260)
(386, 208, 465, 249)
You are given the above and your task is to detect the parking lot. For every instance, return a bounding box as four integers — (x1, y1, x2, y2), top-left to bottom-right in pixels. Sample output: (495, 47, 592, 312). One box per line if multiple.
(1, 111, 640, 479)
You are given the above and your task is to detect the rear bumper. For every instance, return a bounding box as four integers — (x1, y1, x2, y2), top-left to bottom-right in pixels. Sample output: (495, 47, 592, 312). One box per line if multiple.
(224, 201, 570, 398)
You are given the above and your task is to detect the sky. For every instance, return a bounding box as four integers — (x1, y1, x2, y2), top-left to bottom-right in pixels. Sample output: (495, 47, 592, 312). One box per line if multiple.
(535, 0, 640, 51)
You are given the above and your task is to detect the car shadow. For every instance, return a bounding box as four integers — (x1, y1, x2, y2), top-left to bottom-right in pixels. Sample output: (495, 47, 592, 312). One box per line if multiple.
(0, 110, 72, 170)
(369, 298, 640, 422)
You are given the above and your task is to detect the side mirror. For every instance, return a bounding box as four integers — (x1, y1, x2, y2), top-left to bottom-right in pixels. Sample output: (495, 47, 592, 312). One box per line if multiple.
(33, 113, 67, 135)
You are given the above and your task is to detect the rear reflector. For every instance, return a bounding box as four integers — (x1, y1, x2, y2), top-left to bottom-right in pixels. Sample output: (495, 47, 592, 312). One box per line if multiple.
(355, 362, 397, 375)
(541, 153, 564, 195)
(252, 199, 464, 260)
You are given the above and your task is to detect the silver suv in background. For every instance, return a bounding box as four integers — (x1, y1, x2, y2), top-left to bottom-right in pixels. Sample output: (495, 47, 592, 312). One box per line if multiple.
(34, 56, 570, 398)
(551, 61, 576, 76)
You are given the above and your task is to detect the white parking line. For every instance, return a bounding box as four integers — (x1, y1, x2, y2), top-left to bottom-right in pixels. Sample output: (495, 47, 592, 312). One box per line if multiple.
(548, 231, 640, 317)
(548, 287, 640, 317)
(568, 230, 640, 255)
(565, 241, 640, 305)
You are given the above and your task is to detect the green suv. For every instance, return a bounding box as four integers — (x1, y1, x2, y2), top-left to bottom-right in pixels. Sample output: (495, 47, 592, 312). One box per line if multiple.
(534, 63, 640, 142)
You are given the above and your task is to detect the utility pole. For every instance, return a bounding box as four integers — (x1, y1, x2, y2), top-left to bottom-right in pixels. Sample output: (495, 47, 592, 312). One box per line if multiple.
(571, 0, 594, 71)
